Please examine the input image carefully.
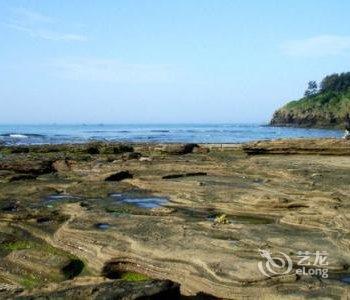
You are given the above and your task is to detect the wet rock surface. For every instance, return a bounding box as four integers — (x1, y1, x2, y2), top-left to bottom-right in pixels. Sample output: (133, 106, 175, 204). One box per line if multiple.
(0, 140, 349, 299)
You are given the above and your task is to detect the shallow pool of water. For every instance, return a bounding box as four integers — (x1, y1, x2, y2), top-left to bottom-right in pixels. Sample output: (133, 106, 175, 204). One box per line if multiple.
(43, 194, 80, 205)
(110, 193, 168, 209)
(94, 223, 110, 230)
(341, 276, 350, 284)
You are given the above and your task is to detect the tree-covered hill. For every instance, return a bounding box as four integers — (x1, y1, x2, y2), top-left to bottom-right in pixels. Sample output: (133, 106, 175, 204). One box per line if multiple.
(270, 72, 350, 128)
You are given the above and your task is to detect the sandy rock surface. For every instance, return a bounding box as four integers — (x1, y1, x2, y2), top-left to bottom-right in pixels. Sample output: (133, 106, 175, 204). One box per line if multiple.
(0, 139, 349, 299)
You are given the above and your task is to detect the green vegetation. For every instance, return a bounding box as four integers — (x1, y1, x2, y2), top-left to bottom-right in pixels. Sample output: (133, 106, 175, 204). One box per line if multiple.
(270, 72, 350, 128)
(19, 274, 42, 289)
(1, 241, 35, 251)
(120, 271, 150, 281)
(1, 239, 73, 257)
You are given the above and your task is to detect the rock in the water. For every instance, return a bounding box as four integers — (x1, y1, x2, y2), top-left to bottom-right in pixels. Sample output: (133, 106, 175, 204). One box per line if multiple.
(105, 171, 133, 181)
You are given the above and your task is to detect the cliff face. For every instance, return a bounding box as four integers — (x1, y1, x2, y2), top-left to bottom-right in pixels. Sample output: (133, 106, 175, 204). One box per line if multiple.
(270, 91, 350, 128)
(270, 107, 344, 128)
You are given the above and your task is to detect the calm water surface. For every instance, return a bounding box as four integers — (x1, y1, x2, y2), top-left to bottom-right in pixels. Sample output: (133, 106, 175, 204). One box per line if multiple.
(0, 124, 342, 145)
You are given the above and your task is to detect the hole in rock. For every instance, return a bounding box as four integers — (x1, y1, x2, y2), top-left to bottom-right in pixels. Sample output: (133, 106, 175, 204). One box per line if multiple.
(61, 259, 85, 279)
(102, 261, 150, 281)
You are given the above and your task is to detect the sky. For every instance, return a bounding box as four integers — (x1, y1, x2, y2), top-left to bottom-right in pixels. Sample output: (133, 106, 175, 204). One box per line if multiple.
(1, 0, 350, 124)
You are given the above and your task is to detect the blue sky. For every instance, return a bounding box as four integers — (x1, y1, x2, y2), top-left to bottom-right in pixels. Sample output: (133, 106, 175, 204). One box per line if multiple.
(1, 0, 350, 124)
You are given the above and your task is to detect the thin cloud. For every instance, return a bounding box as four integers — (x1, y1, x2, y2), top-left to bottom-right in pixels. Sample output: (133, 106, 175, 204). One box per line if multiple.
(6, 7, 87, 42)
(282, 35, 350, 57)
(7, 23, 87, 42)
(12, 7, 54, 24)
(47, 58, 179, 83)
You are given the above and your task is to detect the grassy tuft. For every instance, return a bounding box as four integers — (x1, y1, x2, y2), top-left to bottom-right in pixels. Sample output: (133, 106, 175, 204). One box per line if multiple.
(120, 272, 150, 281)
(19, 274, 41, 289)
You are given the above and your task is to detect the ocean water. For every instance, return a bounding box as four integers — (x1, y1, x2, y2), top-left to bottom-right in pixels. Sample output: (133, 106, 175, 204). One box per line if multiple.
(0, 124, 343, 145)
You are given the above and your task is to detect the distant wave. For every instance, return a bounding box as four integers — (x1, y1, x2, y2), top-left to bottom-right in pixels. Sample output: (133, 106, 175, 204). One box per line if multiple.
(0, 133, 45, 138)
(149, 130, 170, 133)
(83, 130, 131, 133)
(10, 134, 28, 139)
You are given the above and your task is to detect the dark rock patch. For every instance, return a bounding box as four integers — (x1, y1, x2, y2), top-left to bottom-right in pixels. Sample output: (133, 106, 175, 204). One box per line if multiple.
(86, 146, 99, 154)
(61, 259, 85, 279)
(36, 216, 52, 224)
(1, 202, 20, 212)
(79, 201, 91, 208)
(8, 147, 30, 154)
(0, 158, 55, 175)
(287, 203, 309, 209)
(9, 174, 37, 182)
(105, 171, 133, 182)
(162, 172, 207, 180)
(102, 261, 127, 279)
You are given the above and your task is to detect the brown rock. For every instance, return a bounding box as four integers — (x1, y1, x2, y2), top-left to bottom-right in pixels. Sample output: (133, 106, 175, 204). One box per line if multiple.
(122, 152, 142, 160)
(161, 143, 199, 155)
(0, 158, 55, 175)
(52, 159, 74, 172)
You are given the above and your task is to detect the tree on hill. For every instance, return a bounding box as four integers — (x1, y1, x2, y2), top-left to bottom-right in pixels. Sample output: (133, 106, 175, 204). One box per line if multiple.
(320, 72, 350, 93)
(304, 80, 318, 97)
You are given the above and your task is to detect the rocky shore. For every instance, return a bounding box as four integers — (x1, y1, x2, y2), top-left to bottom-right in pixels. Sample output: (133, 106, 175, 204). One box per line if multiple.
(0, 140, 350, 299)
(269, 72, 350, 129)
(269, 108, 344, 128)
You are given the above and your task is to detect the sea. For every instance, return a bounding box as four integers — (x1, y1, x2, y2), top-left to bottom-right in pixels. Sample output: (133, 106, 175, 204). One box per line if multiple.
(0, 124, 343, 145)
